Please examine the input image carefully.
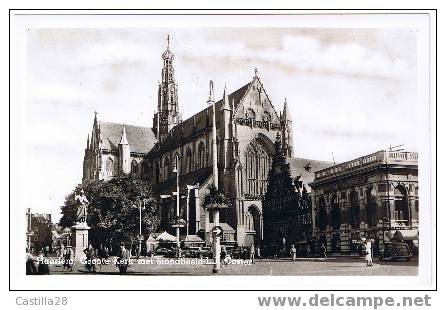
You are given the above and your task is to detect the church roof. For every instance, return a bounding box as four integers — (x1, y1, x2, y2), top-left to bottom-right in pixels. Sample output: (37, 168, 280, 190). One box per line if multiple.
(150, 81, 252, 153)
(287, 157, 333, 190)
(155, 167, 213, 194)
(100, 122, 157, 154)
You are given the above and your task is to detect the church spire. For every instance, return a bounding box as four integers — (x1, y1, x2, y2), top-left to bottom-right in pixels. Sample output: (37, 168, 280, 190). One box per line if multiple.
(153, 35, 181, 142)
(281, 98, 294, 157)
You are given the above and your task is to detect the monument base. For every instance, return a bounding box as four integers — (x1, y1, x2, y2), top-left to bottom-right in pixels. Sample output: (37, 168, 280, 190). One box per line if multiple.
(71, 222, 90, 262)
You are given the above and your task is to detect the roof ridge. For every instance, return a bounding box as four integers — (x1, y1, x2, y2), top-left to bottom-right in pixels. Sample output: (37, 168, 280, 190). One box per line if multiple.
(101, 121, 151, 129)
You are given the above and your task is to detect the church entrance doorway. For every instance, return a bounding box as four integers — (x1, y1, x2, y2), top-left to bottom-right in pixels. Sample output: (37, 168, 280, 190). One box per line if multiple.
(246, 205, 262, 246)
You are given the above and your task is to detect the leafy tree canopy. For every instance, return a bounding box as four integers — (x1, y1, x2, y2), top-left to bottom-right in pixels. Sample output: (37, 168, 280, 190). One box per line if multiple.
(60, 174, 160, 249)
(202, 184, 231, 210)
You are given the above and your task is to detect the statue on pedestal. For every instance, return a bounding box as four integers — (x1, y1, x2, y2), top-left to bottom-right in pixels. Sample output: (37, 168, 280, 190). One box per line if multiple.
(74, 189, 89, 224)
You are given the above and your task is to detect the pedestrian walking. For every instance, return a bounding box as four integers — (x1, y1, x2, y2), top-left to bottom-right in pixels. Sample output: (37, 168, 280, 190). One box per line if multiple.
(116, 242, 130, 275)
(365, 239, 373, 266)
(320, 244, 327, 259)
(223, 252, 231, 266)
(97, 245, 109, 272)
(37, 251, 50, 275)
(249, 243, 255, 264)
(26, 248, 37, 275)
(306, 244, 311, 258)
(83, 244, 95, 272)
(221, 247, 227, 266)
(290, 245, 297, 261)
(256, 246, 262, 259)
(59, 244, 65, 258)
(63, 246, 74, 272)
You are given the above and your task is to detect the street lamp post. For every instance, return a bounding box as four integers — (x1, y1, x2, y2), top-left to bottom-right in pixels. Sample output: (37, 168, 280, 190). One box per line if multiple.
(173, 155, 181, 256)
(138, 199, 143, 258)
(207, 80, 221, 274)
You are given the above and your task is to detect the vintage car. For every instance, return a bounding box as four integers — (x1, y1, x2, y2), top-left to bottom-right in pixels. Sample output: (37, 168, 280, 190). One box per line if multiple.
(154, 247, 173, 257)
(379, 242, 412, 262)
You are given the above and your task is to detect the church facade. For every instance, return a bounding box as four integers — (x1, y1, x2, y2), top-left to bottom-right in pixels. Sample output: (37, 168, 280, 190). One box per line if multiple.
(82, 37, 331, 247)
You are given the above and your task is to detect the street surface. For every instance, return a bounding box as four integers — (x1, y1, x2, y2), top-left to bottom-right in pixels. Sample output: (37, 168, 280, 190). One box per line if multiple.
(47, 256, 418, 276)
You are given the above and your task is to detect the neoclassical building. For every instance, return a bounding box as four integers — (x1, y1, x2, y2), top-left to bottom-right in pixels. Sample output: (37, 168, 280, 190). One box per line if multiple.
(82, 37, 331, 247)
(309, 150, 419, 255)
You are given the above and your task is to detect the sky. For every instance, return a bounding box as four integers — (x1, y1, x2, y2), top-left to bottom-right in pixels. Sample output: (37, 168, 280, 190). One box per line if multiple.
(25, 27, 418, 222)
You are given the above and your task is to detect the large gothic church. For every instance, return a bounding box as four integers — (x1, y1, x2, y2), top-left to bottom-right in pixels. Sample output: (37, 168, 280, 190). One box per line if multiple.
(82, 37, 332, 247)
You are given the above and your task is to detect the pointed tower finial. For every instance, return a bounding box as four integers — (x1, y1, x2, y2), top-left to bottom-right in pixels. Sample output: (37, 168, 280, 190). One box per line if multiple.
(207, 80, 215, 105)
(276, 131, 281, 143)
(167, 34, 170, 50)
(283, 97, 291, 120)
(254, 67, 258, 77)
(119, 126, 129, 145)
(222, 82, 230, 110)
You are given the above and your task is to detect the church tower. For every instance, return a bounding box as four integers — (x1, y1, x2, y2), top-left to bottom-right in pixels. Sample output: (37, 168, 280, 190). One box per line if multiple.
(281, 98, 294, 157)
(153, 35, 181, 142)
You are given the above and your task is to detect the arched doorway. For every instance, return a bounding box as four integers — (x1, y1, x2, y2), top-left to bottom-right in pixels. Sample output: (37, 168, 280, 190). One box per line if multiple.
(245, 205, 262, 246)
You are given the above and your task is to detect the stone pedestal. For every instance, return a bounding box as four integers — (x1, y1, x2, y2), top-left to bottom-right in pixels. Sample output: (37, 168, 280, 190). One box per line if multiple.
(71, 222, 90, 262)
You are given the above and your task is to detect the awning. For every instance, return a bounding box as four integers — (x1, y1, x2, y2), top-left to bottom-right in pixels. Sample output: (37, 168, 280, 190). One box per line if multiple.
(181, 235, 205, 243)
(156, 231, 177, 242)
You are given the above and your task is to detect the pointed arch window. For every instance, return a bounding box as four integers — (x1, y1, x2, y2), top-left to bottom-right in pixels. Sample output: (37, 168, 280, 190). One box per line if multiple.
(163, 156, 170, 181)
(106, 158, 114, 177)
(244, 140, 270, 196)
(197, 142, 206, 169)
(155, 162, 160, 184)
(185, 148, 192, 174)
(131, 160, 138, 175)
(146, 161, 153, 178)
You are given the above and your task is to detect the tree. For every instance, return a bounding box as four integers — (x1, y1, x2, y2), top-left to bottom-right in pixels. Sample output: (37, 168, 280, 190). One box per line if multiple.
(60, 174, 160, 251)
(202, 184, 231, 210)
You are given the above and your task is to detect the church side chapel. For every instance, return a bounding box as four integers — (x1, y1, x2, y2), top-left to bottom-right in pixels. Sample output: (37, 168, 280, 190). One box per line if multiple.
(82, 36, 332, 247)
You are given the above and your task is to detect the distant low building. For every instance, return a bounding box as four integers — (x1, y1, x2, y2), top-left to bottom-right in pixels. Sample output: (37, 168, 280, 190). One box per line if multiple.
(309, 150, 419, 255)
(26, 210, 53, 252)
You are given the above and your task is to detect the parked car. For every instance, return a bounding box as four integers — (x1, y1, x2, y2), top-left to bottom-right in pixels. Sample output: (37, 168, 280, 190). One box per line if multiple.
(379, 242, 412, 262)
(155, 247, 173, 257)
(183, 247, 202, 258)
(199, 247, 213, 258)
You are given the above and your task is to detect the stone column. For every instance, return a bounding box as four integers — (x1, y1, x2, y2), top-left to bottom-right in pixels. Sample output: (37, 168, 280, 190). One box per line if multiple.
(71, 222, 90, 262)
(359, 187, 367, 234)
(194, 187, 201, 234)
(340, 191, 350, 255)
(326, 199, 332, 253)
